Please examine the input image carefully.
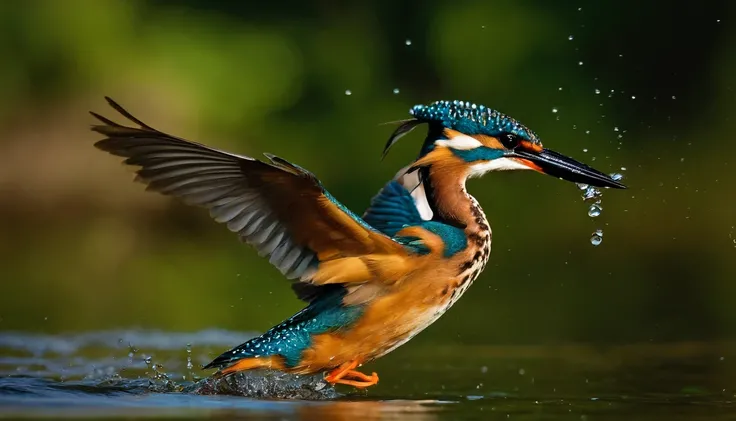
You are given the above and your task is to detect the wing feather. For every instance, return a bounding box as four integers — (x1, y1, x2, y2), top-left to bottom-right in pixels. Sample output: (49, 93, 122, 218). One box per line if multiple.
(91, 97, 412, 298)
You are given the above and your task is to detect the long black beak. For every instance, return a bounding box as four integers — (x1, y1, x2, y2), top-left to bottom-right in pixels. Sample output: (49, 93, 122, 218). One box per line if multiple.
(509, 148, 627, 189)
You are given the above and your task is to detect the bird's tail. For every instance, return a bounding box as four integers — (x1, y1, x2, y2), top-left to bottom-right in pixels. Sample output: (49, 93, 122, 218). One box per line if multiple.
(204, 350, 285, 376)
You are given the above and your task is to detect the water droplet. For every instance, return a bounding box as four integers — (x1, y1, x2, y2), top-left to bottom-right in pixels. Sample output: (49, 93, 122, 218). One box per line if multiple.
(518, 368, 526, 376)
(552, 107, 558, 113)
(481, 25, 486, 30)
(568, 35, 574, 41)
(405, 39, 412, 46)
(578, 61, 584, 66)
(671, 95, 677, 100)
(590, 230, 603, 246)
(558, 87, 563, 91)
(621, 167, 627, 171)
(585, 130, 590, 134)
(392, 88, 400, 94)
(583, 186, 602, 201)
(578, 7, 582, 11)
(583, 148, 588, 153)
(614, 126, 619, 132)
(610, 173, 623, 181)
(344, 90, 352, 96)
(631, 95, 636, 100)
(594, 89, 601, 95)
(480, 366, 488, 374)
(588, 204, 602, 218)
(576, 183, 589, 191)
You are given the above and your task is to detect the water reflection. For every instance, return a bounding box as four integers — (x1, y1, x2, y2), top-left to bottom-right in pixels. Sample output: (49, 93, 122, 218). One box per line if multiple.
(296, 400, 440, 421)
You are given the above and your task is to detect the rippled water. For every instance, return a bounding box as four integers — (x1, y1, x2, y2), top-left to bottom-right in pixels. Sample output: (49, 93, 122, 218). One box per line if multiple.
(0, 330, 734, 420)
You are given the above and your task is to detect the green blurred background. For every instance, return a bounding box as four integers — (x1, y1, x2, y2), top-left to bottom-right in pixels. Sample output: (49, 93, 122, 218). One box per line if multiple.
(0, 0, 734, 349)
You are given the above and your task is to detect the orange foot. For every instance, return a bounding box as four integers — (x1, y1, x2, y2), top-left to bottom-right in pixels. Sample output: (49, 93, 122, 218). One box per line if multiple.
(324, 360, 379, 388)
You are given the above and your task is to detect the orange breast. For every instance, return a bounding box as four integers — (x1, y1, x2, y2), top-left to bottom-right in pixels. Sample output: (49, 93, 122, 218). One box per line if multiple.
(290, 223, 491, 375)
(292, 263, 463, 374)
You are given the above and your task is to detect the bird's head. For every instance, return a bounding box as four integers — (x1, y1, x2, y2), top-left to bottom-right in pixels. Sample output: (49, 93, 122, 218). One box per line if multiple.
(384, 100, 626, 189)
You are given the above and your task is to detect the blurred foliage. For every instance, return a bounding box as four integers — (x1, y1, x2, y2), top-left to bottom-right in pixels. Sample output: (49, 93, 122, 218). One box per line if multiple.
(0, 0, 734, 349)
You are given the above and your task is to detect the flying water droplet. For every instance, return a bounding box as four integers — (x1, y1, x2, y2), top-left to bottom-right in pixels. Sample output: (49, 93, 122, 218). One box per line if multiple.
(344, 90, 352, 96)
(583, 186, 602, 201)
(405, 39, 412, 46)
(594, 89, 601, 95)
(392, 88, 400, 94)
(186, 343, 194, 371)
(588, 204, 602, 218)
(610, 173, 623, 182)
(568, 35, 574, 41)
(552, 107, 558, 113)
(576, 183, 589, 191)
(583, 148, 588, 153)
(578, 61, 584, 66)
(590, 230, 603, 246)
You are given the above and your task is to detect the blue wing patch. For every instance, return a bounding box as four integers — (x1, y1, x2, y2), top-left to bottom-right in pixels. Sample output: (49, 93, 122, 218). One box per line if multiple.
(363, 180, 424, 237)
(363, 180, 467, 257)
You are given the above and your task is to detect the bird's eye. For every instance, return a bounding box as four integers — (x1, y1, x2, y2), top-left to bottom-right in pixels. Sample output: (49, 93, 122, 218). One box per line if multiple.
(500, 133, 522, 149)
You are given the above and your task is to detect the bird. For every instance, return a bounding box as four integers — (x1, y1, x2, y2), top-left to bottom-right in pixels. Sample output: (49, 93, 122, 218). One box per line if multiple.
(90, 97, 626, 389)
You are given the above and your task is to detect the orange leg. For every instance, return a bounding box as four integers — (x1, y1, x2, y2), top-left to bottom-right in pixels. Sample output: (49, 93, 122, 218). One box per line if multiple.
(324, 360, 379, 388)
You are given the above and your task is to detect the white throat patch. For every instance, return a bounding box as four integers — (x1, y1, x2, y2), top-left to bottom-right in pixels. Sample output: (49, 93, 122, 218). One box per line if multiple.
(468, 157, 531, 178)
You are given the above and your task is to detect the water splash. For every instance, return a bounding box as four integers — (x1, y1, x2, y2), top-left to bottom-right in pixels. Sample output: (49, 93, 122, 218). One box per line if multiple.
(577, 171, 624, 246)
(0, 329, 338, 400)
(189, 370, 337, 400)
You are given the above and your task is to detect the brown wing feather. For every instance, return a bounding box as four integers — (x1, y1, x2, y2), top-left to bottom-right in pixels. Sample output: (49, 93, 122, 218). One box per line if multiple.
(91, 97, 414, 300)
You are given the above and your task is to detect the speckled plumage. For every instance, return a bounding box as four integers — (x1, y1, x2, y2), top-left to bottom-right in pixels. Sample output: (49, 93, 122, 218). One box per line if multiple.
(410, 100, 541, 144)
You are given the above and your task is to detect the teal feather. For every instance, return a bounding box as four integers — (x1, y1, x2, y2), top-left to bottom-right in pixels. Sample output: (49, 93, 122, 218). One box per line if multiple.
(205, 288, 365, 368)
(363, 180, 423, 237)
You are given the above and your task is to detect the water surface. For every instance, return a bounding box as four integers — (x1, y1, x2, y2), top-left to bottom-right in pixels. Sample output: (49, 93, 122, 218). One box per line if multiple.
(0, 330, 734, 420)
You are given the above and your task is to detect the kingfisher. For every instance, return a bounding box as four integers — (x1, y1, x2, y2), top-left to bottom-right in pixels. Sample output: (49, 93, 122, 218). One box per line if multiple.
(91, 97, 625, 389)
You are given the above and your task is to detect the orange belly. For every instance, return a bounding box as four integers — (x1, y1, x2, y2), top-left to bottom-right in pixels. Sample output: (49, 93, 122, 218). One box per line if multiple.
(291, 279, 453, 374)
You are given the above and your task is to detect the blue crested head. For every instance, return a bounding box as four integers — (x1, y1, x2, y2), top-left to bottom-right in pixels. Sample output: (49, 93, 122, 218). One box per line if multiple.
(410, 100, 540, 144)
(382, 100, 542, 160)
(382, 99, 627, 189)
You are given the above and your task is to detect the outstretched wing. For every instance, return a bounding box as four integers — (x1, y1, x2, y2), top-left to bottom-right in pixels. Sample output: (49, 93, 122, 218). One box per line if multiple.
(91, 97, 411, 296)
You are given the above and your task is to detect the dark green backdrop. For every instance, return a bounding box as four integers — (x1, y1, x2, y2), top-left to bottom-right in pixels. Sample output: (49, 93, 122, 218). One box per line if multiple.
(1, 0, 734, 348)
